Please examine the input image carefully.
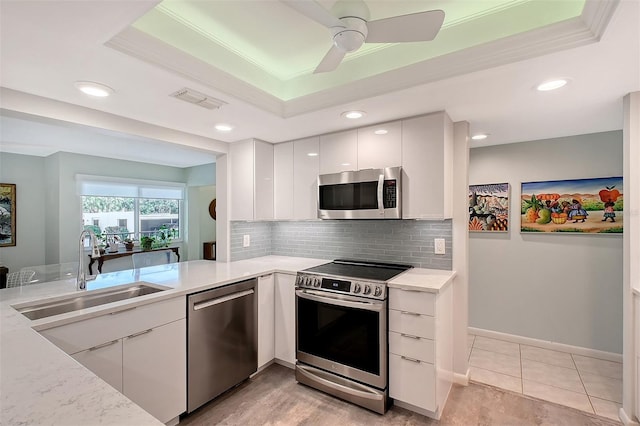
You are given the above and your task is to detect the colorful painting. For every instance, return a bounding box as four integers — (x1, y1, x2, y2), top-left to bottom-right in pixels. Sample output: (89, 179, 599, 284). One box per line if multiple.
(0, 183, 16, 247)
(469, 183, 509, 232)
(521, 177, 623, 234)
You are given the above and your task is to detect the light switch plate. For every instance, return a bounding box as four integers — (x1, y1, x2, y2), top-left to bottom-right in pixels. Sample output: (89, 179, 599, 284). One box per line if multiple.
(243, 235, 250, 247)
(434, 238, 446, 255)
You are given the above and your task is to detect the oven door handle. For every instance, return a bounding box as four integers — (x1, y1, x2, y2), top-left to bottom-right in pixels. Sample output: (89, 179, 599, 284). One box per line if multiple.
(296, 289, 384, 312)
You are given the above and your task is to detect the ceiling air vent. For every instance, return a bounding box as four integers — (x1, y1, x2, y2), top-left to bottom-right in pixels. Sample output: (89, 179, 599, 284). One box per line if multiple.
(170, 88, 227, 110)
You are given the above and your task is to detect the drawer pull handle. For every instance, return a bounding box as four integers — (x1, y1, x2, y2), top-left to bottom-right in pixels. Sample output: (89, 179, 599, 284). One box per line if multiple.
(400, 311, 420, 316)
(89, 340, 119, 351)
(110, 306, 137, 315)
(401, 356, 421, 363)
(127, 329, 153, 339)
(401, 333, 420, 340)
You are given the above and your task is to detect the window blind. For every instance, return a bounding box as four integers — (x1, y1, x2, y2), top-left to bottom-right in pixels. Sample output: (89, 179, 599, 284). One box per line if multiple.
(76, 175, 185, 199)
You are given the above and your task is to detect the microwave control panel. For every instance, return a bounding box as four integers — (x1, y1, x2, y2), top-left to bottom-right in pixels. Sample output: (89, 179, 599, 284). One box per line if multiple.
(383, 180, 397, 208)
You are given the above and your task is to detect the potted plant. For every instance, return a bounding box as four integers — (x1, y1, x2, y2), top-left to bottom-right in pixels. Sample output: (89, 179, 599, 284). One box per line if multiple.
(140, 236, 155, 252)
(123, 238, 135, 251)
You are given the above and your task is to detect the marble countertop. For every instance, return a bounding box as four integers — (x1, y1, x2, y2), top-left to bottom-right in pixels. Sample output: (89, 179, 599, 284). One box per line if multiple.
(0, 256, 454, 425)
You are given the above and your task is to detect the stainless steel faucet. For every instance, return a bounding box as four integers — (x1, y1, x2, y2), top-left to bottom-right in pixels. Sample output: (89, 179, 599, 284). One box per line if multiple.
(77, 229, 101, 290)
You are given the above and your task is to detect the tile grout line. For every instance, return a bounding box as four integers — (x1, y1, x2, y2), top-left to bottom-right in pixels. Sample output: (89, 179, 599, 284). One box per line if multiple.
(518, 342, 524, 394)
(571, 352, 596, 415)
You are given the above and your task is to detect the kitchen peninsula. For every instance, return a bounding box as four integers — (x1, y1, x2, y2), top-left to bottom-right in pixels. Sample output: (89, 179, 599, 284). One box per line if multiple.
(0, 257, 455, 425)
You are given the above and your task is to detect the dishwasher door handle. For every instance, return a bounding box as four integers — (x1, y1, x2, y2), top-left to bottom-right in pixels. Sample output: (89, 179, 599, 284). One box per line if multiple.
(193, 289, 254, 311)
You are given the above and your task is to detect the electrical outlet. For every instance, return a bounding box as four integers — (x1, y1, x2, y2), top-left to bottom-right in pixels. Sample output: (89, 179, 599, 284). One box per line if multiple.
(434, 238, 446, 255)
(243, 234, 250, 248)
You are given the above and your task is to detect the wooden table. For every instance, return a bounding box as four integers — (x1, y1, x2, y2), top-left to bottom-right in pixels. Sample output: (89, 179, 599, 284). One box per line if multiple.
(89, 247, 180, 274)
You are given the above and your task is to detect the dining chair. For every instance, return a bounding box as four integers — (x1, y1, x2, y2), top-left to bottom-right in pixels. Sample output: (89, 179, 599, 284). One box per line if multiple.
(131, 250, 177, 269)
(6, 269, 36, 288)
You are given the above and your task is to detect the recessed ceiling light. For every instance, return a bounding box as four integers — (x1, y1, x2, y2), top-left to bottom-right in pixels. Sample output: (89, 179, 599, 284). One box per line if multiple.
(471, 134, 489, 140)
(536, 79, 568, 92)
(74, 81, 114, 97)
(341, 162, 351, 166)
(341, 110, 366, 119)
(215, 123, 234, 132)
(307, 152, 318, 157)
(374, 129, 388, 135)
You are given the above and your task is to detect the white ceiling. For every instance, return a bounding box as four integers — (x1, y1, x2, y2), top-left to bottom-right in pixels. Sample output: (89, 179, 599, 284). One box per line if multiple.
(0, 0, 638, 168)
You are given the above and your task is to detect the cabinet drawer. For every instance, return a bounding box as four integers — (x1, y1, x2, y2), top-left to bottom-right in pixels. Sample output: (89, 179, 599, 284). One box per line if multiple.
(41, 296, 185, 355)
(389, 353, 435, 411)
(389, 288, 435, 316)
(389, 331, 434, 363)
(389, 309, 434, 339)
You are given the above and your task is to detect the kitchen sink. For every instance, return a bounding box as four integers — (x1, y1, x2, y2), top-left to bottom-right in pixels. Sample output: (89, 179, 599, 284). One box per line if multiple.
(15, 283, 168, 320)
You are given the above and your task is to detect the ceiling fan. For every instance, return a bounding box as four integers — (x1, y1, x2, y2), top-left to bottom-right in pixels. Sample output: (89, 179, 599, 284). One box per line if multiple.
(282, 0, 445, 73)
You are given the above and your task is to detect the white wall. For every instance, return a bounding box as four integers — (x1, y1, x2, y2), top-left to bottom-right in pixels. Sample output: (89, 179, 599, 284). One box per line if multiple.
(469, 131, 623, 353)
(0, 153, 47, 270)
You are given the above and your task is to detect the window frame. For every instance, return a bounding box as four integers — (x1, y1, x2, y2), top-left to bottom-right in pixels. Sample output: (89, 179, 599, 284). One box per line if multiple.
(77, 175, 185, 243)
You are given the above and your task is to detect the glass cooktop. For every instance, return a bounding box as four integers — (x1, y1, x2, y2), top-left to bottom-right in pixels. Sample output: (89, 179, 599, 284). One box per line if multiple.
(301, 259, 412, 282)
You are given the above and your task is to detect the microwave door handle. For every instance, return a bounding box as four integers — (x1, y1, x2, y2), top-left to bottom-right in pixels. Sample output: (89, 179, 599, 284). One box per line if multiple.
(377, 173, 384, 213)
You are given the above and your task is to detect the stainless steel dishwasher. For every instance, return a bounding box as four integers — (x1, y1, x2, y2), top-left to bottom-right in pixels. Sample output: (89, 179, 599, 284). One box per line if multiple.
(187, 278, 257, 413)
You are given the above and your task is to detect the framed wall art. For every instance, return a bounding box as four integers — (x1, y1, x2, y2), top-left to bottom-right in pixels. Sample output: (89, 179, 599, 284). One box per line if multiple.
(469, 183, 509, 232)
(521, 176, 623, 234)
(0, 183, 16, 247)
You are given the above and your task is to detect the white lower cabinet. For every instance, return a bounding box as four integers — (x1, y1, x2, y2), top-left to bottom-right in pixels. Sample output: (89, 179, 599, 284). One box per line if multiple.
(72, 339, 123, 392)
(40, 297, 186, 423)
(123, 319, 186, 424)
(258, 274, 275, 369)
(274, 273, 296, 365)
(388, 286, 452, 419)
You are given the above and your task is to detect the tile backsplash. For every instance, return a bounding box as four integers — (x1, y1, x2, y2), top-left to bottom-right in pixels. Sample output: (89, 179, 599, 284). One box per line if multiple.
(230, 220, 452, 270)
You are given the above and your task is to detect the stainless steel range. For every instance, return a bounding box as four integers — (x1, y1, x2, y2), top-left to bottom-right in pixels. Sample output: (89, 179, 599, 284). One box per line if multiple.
(295, 259, 412, 414)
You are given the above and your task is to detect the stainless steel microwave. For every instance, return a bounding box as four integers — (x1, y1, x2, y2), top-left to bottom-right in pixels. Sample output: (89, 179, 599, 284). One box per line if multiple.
(317, 166, 401, 219)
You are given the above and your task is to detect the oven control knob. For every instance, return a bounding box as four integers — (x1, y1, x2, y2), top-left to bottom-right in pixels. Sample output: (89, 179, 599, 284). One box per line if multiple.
(314, 278, 320, 287)
(307, 277, 313, 287)
(302, 277, 309, 286)
(353, 283, 361, 294)
(297, 276, 303, 286)
(374, 286, 382, 297)
(363, 285, 371, 295)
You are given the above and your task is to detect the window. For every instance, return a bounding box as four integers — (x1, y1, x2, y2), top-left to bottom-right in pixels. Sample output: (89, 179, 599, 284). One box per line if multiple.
(77, 175, 185, 243)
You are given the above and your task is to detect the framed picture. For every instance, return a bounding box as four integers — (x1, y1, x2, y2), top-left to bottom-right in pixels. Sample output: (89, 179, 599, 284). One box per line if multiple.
(521, 176, 623, 234)
(469, 183, 509, 232)
(0, 183, 16, 247)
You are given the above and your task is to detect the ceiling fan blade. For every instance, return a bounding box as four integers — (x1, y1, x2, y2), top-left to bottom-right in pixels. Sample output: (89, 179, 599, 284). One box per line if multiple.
(281, 0, 342, 28)
(314, 45, 346, 73)
(366, 10, 445, 43)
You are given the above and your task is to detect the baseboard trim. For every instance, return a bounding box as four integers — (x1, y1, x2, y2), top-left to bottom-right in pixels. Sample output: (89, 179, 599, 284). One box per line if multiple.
(274, 358, 295, 370)
(619, 407, 640, 426)
(453, 368, 470, 386)
(468, 327, 622, 363)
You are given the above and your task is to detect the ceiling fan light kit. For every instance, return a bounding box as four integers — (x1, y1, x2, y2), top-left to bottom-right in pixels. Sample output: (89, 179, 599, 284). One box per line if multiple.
(283, 0, 445, 74)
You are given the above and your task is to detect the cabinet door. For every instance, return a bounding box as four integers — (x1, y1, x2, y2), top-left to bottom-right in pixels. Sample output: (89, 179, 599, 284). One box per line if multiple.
(401, 113, 453, 219)
(319, 130, 357, 174)
(258, 274, 275, 368)
(274, 273, 296, 365)
(357, 121, 402, 170)
(293, 137, 320, 220)
(72, 339, 123, 392)
(389, 353, 436, 411)
(254, 140, 274, 220)
(274, 142, 294, 219)
(123, 319, 186, 424)
(230, 140, 254, 220)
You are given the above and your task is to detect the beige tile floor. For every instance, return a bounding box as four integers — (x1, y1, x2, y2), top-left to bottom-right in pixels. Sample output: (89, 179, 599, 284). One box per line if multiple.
(468, 334, 623, 422)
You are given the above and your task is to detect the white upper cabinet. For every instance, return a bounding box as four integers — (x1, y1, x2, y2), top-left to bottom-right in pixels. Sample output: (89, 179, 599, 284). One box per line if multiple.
(293, 137, 320, 220)
(401, 112, 454, 219)
(274, 142, 294, 220)
(357, 121, 402, 170)
(254, 140, 274, 220)
(319, 130, 358, 174)
(230, 139, 274, 221)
